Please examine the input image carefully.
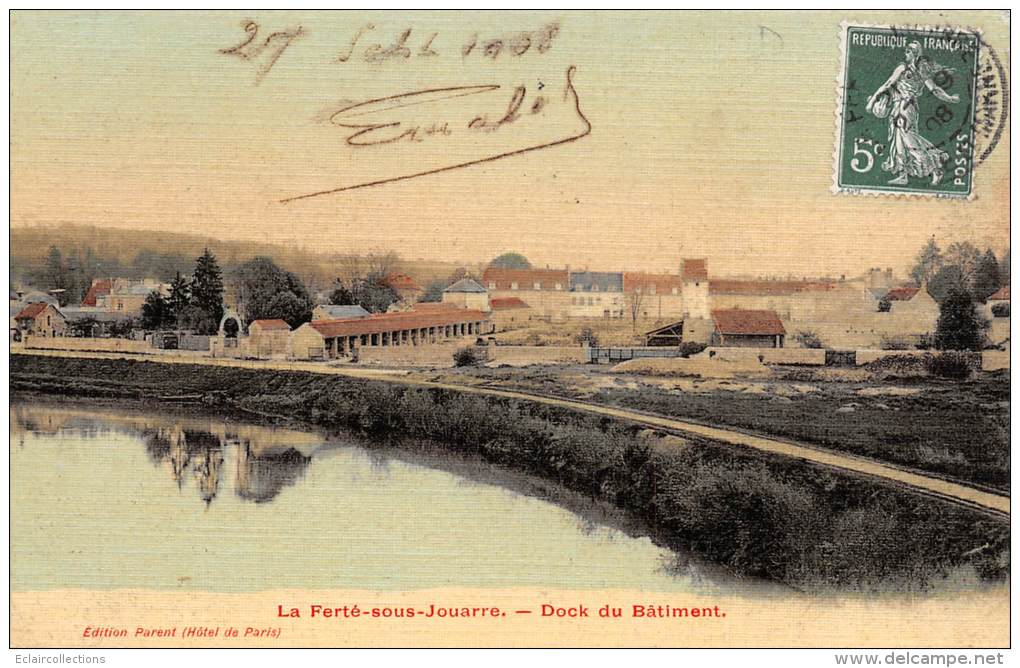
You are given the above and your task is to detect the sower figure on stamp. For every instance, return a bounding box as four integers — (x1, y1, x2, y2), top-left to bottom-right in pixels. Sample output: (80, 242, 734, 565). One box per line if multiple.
(866, 41, 960, 186)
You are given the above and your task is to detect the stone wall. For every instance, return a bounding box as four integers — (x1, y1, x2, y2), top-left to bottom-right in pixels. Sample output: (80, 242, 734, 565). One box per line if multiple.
(704, 347, 826, 366)
(358, 342, 465, 367)
(490, 345, 587, 365)
(24, 337, 152, 354)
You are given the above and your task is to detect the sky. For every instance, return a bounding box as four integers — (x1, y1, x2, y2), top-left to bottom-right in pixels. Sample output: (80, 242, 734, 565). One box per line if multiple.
(10, 10, 1011, 277)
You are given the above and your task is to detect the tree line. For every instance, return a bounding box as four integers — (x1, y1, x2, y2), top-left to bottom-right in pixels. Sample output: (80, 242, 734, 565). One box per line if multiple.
(909, 239, 1007, 304)
(31, 246, 200, 306)
(908, 238, 1009, 351)
(141, 249, 225, 334)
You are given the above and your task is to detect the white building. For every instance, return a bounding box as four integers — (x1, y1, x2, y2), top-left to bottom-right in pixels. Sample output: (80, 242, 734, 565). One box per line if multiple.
(442, 278, 491, 311)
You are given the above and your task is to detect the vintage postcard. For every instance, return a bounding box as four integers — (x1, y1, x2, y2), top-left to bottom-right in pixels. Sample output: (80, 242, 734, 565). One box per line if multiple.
(7, 9, 1011, 657)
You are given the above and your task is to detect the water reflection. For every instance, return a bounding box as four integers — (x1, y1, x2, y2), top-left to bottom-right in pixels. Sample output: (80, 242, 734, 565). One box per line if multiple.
(140, 425, 310, 506)
(10, 400, 786, 595)
(235, 445, 310, 504)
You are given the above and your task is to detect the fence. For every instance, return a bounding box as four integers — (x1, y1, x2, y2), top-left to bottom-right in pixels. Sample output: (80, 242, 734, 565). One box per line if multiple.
(586, 347, 683, 364)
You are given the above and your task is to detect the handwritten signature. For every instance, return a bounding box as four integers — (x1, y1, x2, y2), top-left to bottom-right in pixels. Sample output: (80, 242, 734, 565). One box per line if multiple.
(280, 66, 590, 203)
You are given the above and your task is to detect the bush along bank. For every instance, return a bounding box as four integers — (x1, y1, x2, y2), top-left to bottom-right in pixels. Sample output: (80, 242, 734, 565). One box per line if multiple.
(10, 354, 1010, 592)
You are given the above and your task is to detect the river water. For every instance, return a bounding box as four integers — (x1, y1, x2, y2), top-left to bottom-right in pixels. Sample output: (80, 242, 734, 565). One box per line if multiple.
(10, 400, 782, 595)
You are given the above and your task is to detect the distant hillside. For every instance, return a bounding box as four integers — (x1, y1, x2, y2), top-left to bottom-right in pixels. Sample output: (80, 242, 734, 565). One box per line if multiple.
(10, 224, 478, 298)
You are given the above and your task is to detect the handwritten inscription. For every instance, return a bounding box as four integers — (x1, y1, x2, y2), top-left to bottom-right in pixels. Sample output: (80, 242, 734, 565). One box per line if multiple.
(461, 23, 560, 60)
(217, 19, 585, 200)
(220, 20, 561, 81)
(336, 23, 559, 63)
(281, 66, 590, 203)
(337, 25, 440, 63)
(327, 82, 554, 147)
(219, 20, 304, 84)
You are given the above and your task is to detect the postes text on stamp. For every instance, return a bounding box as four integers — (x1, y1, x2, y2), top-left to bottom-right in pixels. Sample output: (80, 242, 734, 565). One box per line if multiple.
(834, 24, 980, 198)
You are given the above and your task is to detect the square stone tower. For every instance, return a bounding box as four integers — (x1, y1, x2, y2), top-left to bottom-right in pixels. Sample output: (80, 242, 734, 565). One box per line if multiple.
(681, 258, 710, 320)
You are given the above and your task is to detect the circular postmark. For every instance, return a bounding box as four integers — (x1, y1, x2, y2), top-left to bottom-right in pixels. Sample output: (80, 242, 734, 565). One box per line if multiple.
(972, 34, 1008, 166)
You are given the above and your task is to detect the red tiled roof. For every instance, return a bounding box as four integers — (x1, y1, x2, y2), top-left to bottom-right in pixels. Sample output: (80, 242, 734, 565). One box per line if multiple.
(490, 297, 530, 310)
(250, 319, 291, 331)
(15, 303, 50, 320)
(382, 273, 422, 292)
(884, 287, 919, 301)
(482, 268, 568, 290)
(709, 280, 836, 295)
(712, 309, 786, 336)
(681, 259, 708, 281)
(989, 286, 1010, 301)
(82, 280, 112, 307)
(309, 309, 488, 338)
(623, 272, 684, 294)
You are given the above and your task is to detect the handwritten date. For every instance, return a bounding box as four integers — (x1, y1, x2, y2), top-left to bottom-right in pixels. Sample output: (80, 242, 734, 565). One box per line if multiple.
(220, 20, 561, 83)
(219, 20, 304, 84)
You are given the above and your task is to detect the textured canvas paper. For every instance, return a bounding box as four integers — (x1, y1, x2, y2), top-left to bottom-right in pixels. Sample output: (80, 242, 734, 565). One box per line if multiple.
(8, 10, 1010, 650)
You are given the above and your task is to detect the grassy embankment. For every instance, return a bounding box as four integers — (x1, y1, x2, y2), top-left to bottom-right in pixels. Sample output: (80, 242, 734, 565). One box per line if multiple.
(436, 363, 1011, 493)
(11, 354, 1009, 592)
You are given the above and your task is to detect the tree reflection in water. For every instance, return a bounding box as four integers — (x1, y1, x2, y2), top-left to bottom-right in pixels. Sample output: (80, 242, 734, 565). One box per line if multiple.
(142, 428, 310, 506)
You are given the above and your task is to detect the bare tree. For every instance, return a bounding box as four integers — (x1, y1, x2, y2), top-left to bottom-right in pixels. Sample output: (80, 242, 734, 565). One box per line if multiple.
(366, 251, 400, 278)
(627, 289, 645, 329)
(336, 254, 365, 289)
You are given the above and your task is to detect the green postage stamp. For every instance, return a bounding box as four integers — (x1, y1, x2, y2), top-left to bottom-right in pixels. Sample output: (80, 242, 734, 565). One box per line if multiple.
(834, 24, 980, 197)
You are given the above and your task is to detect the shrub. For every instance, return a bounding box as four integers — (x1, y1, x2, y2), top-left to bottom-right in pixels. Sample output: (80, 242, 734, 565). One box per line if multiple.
(678, 342, 707, 358)
(935, 289, 983, 351)
(864, 354, 930, 378)
(877, 297, 892, 312)
(925, 352, 976, 380)
(652, 460, 819, 581)
(794, 330, 823, 349)
(991, 303, 1010, 318)
(107, 318, 137, 339)
(574, 327, 599, 348)
(453, 347, 481, 367)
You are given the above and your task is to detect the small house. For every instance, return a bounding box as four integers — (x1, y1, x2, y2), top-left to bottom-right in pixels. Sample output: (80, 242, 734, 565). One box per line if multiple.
(381, 273, 424, 304)
(489, 297, 532, 331)
(442, 278, 490, 311)
(711, 309, 785, 348)
(882, 284, 940, 333)
(248, 319, 292, 358)
(82, 279, 112, 307)
(14, 302, 66, 338)
(988, 286, 1010, 317)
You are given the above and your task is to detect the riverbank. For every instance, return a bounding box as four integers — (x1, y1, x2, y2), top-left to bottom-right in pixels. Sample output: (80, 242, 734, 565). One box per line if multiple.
(11, 354, 1009, 592)
(421, 363, 1011, 492)
(14, 395, 776, 597)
